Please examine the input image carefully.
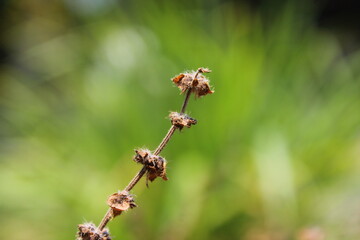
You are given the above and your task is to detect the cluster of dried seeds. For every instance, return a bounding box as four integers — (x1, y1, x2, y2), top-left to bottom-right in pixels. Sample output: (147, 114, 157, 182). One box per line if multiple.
(77, 223, 111, 240)
(169, 112, 197, 130)
(107, 190, 137, 217)
(133, 149, 168, 184)
(172, 67, 213, 97)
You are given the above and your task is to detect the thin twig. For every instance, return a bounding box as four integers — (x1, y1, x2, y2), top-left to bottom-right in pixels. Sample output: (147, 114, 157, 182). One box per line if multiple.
(154, 125, 176, 155)
(124, 166, 147, 191)
(180, 89, 192, 114)
(86, 68, 213, 237)
(98, 208, 114, 231)
(180, 68, 202, 113)
(98, 166, 147, 231)
(193, 69, 201, 79)
(96, 87, 191, 231)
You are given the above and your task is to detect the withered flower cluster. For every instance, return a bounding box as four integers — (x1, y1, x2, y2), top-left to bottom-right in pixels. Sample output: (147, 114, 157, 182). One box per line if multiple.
(172, 67, 213, 97)
(169, 112, 197, 130)
(134, 149, 168, 184)
(76, 68, 213, 239)
(107, 191, 137, 217)
(77, 223, 111, 240)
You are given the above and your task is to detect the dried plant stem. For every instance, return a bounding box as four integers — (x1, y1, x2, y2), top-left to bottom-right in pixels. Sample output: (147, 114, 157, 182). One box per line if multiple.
(98, 208, 114, 231)
(156, 88, 193, 154)
(180, 88, 192, 114)
(78, 68, 213, 239)
(97, 88, 192, 232)
(180, 68, 202, 113)
(154, 125, 176, 155)
(125, 166, 148, 191)
(98, 166, 147, 231)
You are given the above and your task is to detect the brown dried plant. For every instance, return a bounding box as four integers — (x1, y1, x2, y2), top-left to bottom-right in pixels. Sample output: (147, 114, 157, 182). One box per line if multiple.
(76, 68, 214, 240)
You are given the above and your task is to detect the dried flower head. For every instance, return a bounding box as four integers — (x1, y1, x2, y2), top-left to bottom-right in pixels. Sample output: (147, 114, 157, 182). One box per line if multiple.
(171, 68, 214, 97)
(133, 149, 151, 165)
(169, 112, 197, 130)
(133, 149, 168, 185)
(77, 222, 111, 240)
(107, 190, 137, 217)
(146, 155, 168, 183)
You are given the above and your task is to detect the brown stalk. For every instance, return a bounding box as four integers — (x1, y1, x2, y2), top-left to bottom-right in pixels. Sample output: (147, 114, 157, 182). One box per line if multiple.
(97, 208, 113, 232)
(97, 89, 191, 232)
(77, 68, 213, 238)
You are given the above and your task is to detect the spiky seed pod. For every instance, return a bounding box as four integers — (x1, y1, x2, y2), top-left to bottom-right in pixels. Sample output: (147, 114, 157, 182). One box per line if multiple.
(193, 74, 214, 97)
(169, 112, 197, 130)
(133, 149, 151, 165)
(77, 222, 111, 240)
(172, 73, 192, 93)
(146, 155, 168, 182)
(107, 190, 137, 217)
(133, 149, 168, 184)
(171, 68, 214, 97)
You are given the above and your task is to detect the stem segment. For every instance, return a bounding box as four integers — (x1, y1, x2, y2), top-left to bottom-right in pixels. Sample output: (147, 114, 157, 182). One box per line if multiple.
(180, 68, 202, 113)
(97, 80, 196, 231)
(180, 89, 192, 114)
(155, 87, 193, 156)
(154, 125, 176, 155)
(98, 208, 114, 231)
(125, 166, 147, 191)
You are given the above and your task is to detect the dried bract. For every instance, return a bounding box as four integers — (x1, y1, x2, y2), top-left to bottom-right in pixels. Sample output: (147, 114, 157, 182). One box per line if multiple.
(171, 68, 214, 97)
(193, 73, 214, 97)
(77, 222, 111, 240)
(133, 149, 151, 165)
(171, 73, 193, 93)
(197, 67, 211, 73)
(133, 149, 168, 184)
(169, 112, 197, 130)
(107, 190, 137, 217)
(146, 155, 168, 182)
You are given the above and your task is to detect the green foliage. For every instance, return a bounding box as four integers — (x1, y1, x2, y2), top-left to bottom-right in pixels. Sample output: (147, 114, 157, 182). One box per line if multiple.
(0, 1, 359, 239)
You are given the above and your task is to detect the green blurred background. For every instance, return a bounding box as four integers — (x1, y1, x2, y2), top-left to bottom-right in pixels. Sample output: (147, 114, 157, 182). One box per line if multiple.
(0, 0, 359, 239)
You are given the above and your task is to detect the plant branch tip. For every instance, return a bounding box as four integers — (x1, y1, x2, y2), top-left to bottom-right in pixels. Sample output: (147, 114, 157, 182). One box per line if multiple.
(197, 67, 211, 73)
(172, 68, 214, 97)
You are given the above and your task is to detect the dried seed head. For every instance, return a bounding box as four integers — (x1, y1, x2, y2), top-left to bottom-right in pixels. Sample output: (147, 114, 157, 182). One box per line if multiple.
(193, 73, 214, 97)
(107, 190, 137, 217)
(146, 155, 168, 183)
(171, 73, 193, 93)
(172, 73, 185, 84)
(133, 149, 151, 164)
(169, 112, 197, 130)
(171, 68, 214, 97)
(133, 149, 168, 185)
(77, 222, 111, 240)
